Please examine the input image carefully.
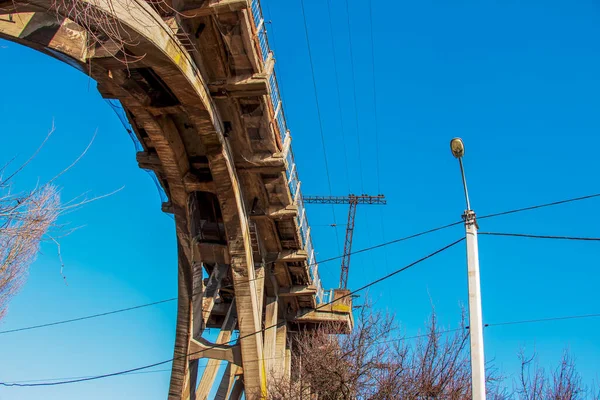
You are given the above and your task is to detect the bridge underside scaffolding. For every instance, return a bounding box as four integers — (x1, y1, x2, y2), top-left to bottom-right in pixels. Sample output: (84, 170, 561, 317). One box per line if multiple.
(0, 0, 353, 398)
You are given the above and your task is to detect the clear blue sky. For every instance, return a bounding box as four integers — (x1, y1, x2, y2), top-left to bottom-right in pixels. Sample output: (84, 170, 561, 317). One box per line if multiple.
(2, 0, 600, 398)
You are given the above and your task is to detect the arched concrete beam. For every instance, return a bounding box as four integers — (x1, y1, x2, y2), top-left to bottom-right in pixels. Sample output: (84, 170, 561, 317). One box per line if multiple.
(1, 1, 266, 397)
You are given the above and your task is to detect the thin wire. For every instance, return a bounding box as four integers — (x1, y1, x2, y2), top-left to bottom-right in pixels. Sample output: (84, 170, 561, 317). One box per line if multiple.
(7, 190, 600, 337)
(368, 0, 381, 194)
(343, 0, 365, 192)
(485, 313, 600, 328)
(6, 368, 173, 384)
(9, 311, 597, 387)
(368, 0, 390, 293)
(0, 298, 176, 335)
(477, 193, 600, 221)
(314, 237, 464, 311)
(377, 312, 600, 344)
(0, 239, 461, 387)
(375, 327, 467, 346)
(325, 0, 351, 193)
(378, 207, 392, 298)
(479, 232, 600, 241)
(299, 0, 334, 194)
(310, 191, 600, 268)
(299, 0, 342, 256)
(312, 220, 463, 267)
(0, 356, 175, 386)
(4, 191, 600, 385)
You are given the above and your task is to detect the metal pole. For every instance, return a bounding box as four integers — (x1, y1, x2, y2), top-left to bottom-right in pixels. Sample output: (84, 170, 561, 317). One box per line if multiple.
(458, 158, 471, 211)
(464, 209, 486, 399)
(450, 137, 486, 398)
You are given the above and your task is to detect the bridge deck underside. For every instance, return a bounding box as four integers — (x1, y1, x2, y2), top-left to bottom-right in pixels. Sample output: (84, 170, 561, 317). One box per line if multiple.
(0, 0, 352, 398)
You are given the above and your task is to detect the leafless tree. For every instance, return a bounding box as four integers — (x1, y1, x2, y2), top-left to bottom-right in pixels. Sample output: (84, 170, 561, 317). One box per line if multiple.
(268, 304, 505, 400)
(267, 302, 599, 399)
(0, 161, 60, 319)
(0, 126, 118, 320)
(517, 349, 585, 400)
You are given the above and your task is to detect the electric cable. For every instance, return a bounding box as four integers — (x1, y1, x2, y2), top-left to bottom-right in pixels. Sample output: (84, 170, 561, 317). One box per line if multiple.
(343, 0, 365, 192)
(0, 238, 461, 387)
(479, 232, 600, 241)
(485, 313, 600, 328)
(477, 193, 600, 221)
(6, 190, 600, 337)
(311, 191, 600, 268)
(368, 0, 381, 194)
(5, 238, 598, 388)
(5, 368, 174, 384)
(376, 312, 600, 344)
(325, 0, 351, 193)
(299, 0, 342, 256)
(0, 298, 176, 335)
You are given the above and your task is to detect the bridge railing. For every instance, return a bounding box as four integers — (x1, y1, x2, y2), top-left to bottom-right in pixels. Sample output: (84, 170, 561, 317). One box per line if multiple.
(250, 0, 326, 304)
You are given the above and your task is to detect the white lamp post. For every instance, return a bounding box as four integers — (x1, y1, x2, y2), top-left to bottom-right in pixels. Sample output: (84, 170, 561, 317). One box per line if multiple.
(450, 138, 486, 400)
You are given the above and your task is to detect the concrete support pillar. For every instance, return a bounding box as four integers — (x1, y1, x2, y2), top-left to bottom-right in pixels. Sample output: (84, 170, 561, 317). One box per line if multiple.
(168, 239, 194, 400)
(263, 297, 278, 380)
(229, 378, 244, 400)
(274, 321, 288, 382)
(215, 363, 240, 400)
(255, 264, 265, 320)
(196, 300, 237, 399)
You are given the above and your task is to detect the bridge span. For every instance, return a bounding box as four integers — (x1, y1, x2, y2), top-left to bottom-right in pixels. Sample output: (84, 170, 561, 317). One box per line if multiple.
(0, 0, 352, 398)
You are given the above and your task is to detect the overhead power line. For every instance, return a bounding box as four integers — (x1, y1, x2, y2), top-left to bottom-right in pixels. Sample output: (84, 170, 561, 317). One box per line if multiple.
(313, 191, 600, 268)
(0, 221, 460, 336)
(0, 298, 175, 335)
(377, 312, 600, 345)
(314, 238, 464, 312)
(325, 0, 351, 193)
(299, 0, 342, 256)
(479, 232, 600, 241)
(368, 0, 381, 194)
(4, 229, 600, 388)
(343, 0, 365, 192)
(5, 192, 600, 336)
(5, 368, 174, 384)
(0, 238, 461, 388)
(313, 221, 463, 267)
(16, 310, 600, 386)
(485, 313, 600, 328)
(477, 192, 600, 221)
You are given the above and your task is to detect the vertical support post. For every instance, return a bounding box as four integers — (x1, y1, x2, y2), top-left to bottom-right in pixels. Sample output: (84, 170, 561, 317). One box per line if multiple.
(215, 363, 238, 400)
(464, 210, 486, 399)
(274, 321, 287, 382)
(228, 378, 244, 400)
(255, 264, 265, 321)
(169, 239, 194, 400)
(196, 300, 237, 399)
(263, 297, 278, 379)
(201, 264, 228, 326)
(189, 261, 204, 399)
(284, 347, 291, 382)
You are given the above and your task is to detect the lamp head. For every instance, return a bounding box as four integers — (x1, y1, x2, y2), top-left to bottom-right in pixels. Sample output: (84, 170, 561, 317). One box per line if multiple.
(450, 138, 465, 159)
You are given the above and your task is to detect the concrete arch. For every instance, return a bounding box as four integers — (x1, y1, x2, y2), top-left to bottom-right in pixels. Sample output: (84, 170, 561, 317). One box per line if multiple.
(0, 0, 265, 397)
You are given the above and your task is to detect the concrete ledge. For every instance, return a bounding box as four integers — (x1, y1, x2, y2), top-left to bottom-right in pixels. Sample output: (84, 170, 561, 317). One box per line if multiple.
(278, 285, 317, 297)
(179, 0, 248, 18)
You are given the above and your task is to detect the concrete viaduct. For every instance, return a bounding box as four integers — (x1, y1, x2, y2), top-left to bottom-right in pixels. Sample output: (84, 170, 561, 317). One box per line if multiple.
(0, 0, 352, 398)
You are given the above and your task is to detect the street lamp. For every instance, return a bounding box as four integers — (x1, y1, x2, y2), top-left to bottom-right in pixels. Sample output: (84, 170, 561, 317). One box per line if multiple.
(450, 138, 486, 400)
